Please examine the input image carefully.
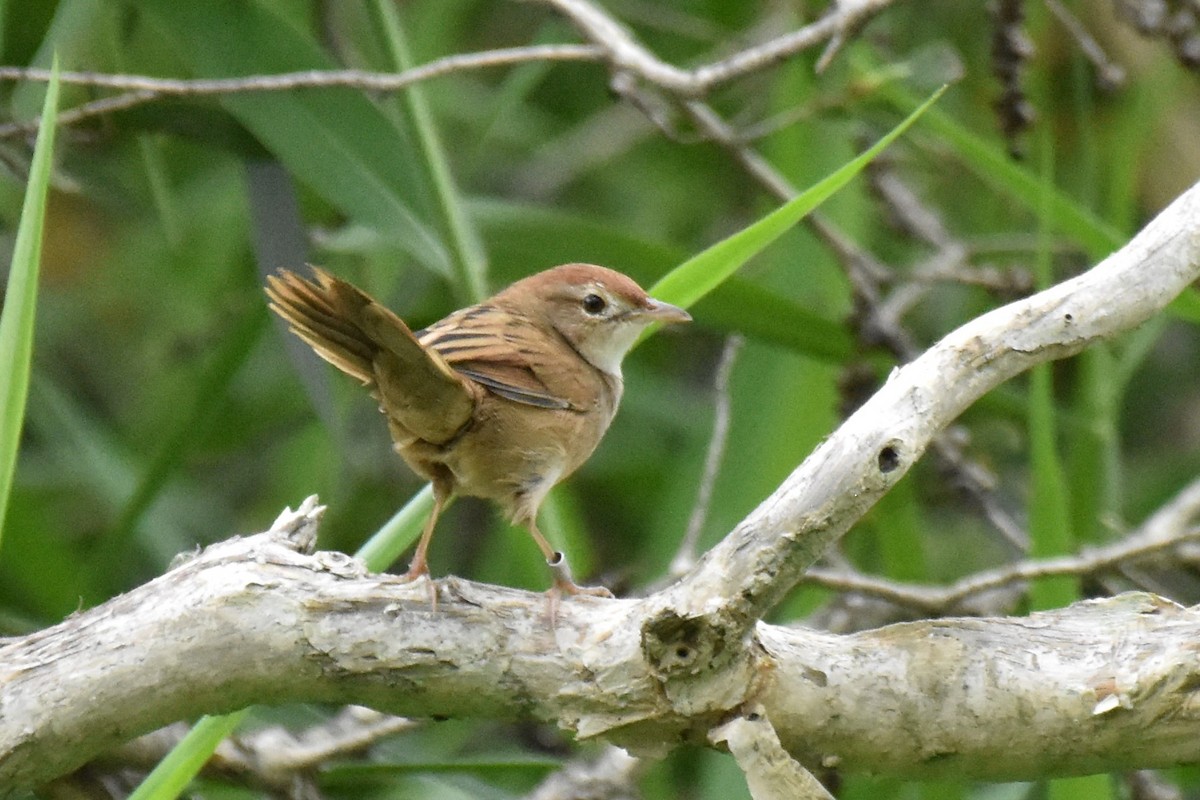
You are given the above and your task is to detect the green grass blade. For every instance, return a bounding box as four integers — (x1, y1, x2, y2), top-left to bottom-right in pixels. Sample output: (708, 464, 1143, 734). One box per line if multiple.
(126, 710, 248, 800)
(354, 484, 436, 572)
(648, 85, 948, 312)
(874, 77, 1122, 260)
(1028, 137, 1076, 610)
(0, 58, 59, 553)
(1028, 358, 1076, 609)
(372, 0, 489, 302)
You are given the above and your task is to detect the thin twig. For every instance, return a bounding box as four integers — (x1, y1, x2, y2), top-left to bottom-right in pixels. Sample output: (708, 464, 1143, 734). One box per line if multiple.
(0, 45, 606, 138)
(0, 0, 906, 130)
(522, 0, 902, 94)
(0, 0, 904, 139)
(228, 707, 419, 785)
(671, 334, 743, 577)
(107, 707, 419, 792)
(804, 475, 1200, 613)
(0, 46, 607, 94)
(1043, 0, 1127, 89)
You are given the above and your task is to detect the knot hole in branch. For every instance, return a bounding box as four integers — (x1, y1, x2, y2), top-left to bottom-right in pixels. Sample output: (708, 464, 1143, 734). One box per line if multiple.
(642, 610, 733, 681)
(877, 442, 903, 474)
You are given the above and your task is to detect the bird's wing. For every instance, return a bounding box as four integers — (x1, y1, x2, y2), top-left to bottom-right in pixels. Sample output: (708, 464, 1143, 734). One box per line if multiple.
(419, 305, 586, 411)
(266, 268, 476, 444)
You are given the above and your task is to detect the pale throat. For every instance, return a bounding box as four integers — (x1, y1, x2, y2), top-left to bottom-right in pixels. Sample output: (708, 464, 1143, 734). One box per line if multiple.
(574, 321, 645, 376)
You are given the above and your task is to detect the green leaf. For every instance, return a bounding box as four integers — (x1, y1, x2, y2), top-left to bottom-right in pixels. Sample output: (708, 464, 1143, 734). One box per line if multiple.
(354, 484, 436, 573)
(647, 85, 949, 314)
(126, 711, 248, 800)
(692, 280, 853, 363)
(1028, 137, 1077, 610)
(135, 0, 450, 274)
(0, 57, 58, 553)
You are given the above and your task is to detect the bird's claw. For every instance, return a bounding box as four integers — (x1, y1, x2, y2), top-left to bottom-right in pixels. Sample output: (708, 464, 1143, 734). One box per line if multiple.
(558, 582, 614, 598)
(399, 560, 439, 610)
(544, 551, 613, 625)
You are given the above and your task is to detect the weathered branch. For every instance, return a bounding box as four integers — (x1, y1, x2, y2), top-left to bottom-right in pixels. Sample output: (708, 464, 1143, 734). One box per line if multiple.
(710, 707, 833, 800)
(84, 706, 419, 793)
(527, 745, 643, 800)
(655, 177, 1200, 636)
(4, 515, 1200, 792)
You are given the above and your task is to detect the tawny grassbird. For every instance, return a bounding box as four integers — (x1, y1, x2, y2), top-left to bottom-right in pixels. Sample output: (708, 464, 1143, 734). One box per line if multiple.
(266, 264, 690, 601)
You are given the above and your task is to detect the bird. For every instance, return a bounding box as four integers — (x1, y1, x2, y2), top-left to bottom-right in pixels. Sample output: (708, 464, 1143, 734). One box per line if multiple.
(265, 263, 691, 605)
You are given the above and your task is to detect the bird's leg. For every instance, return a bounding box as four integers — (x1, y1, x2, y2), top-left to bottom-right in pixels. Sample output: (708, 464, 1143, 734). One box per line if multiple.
(545, 549, 614, 598)
(401, 482, 449, 608)
(525, 520, 615, 606)
(401, 507, 438, 581)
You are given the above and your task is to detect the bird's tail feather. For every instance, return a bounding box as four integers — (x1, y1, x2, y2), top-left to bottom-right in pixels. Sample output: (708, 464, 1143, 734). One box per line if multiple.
(265, 267, 384, 387)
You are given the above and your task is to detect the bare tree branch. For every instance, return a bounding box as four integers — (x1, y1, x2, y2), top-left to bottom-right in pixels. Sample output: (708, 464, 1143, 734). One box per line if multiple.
(0, 45, 605, 137)
(81, 707, 418, 795)
(0, 48, 603, 95)
(1043, 0, 1127, 89)
(710, 707, 834, 800)
(526, 745, 644, 800)
(5, 521, 1200, 792)
(520, 0, 903, 94)
(0, 0, 906, 138)
(805, 474, 1200, 613)
(652, 177, 1200, 638)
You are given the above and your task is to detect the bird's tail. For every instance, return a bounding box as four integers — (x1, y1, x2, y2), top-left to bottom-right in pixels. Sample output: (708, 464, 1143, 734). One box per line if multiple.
(265, 267, 389, 387)
(265, 267, 476, 444)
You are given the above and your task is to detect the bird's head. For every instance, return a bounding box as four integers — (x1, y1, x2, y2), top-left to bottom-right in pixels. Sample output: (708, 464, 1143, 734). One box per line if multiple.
(498, 263, 692, 375)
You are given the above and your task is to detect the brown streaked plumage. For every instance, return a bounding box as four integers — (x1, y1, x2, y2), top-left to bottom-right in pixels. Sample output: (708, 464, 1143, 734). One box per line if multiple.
(265, 263, 690, 602)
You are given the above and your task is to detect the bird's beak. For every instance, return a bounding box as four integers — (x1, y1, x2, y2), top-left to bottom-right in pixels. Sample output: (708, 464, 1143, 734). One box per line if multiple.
(641, 298, 692, 324)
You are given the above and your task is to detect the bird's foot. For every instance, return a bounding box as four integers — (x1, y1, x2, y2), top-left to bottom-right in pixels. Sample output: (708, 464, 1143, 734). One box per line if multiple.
(554, 581, 615, 599)
(399, 559, 439, 610)
(545, 551, 613, 625)
(547, 551, 613, 597)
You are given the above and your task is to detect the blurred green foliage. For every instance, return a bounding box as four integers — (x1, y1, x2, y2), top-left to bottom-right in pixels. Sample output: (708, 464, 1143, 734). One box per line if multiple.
(3, 0, 1200, 798)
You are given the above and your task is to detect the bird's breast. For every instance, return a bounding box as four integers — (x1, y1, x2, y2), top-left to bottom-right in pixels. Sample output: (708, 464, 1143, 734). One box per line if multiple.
(437, 376, 617, 504)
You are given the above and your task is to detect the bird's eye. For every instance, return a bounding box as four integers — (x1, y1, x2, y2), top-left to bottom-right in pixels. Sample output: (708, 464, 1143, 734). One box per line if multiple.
(582, 293, 607, 315)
